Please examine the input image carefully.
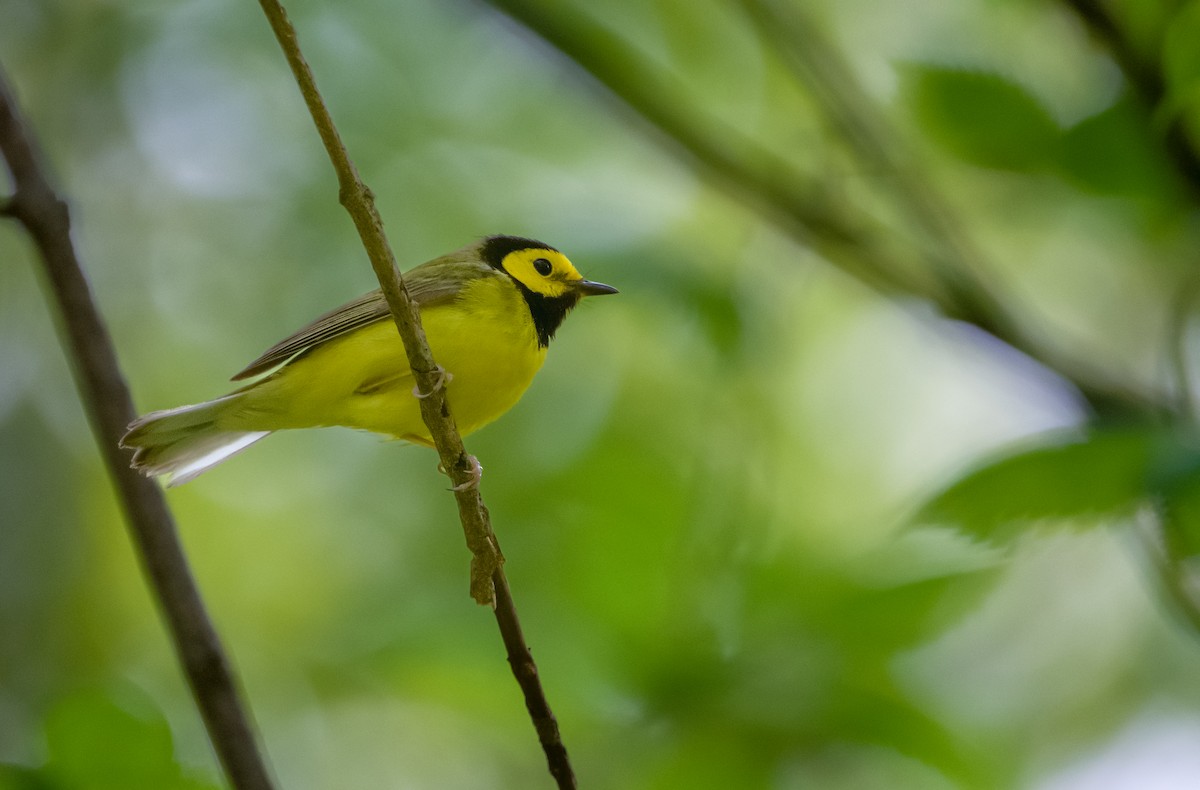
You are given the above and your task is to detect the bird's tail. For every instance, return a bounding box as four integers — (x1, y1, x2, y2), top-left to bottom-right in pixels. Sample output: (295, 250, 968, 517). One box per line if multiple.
(120, 394, 270, 486)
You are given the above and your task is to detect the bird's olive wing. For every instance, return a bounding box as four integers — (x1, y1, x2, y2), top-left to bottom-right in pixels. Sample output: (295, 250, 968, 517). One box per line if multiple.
(230, 256, 491, 381)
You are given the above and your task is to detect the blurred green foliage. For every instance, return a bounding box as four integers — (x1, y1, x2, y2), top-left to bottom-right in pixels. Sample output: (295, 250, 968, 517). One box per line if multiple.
(7, 0, 1200, 788)
(908, 67, 1063, 173)
(920, 427, 1187, 541)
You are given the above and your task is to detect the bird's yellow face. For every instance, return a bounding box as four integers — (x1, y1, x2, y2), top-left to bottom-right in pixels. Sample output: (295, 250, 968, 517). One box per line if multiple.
(478, 234, 618, 347)
(499, 247, 585, 299)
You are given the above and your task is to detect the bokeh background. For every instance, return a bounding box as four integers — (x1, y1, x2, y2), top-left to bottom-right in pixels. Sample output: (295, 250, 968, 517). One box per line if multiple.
(6, 0, 1200, 788)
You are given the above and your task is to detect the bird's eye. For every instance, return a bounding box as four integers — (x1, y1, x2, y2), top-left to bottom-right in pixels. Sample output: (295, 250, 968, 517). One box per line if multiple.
(533, 257, 553, 276)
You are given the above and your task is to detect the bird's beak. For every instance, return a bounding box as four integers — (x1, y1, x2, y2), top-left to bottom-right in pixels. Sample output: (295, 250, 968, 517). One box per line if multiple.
(573, 279, 619, 297)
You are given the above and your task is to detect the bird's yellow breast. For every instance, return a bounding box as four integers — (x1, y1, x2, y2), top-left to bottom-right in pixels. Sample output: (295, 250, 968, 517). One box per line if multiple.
(234, 276, 547, 443)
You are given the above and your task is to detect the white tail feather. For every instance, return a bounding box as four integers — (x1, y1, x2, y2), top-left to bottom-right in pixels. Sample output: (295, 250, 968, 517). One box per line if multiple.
(121, 394, 271, 485)
(166, 431, 270, 486)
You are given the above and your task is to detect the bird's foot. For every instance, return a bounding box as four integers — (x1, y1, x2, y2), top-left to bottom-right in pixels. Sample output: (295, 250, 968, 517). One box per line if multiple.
(438, 455, 483, 491)
(412, 365, 454, 399)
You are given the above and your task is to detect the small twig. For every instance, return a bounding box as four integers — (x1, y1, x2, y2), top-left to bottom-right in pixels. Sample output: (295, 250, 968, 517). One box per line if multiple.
(252, 2, 574, 785)
(0, 65, 275, 790)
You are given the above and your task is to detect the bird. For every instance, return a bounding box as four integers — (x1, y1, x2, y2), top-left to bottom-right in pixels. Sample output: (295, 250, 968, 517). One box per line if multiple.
(120, 235, 617, 486)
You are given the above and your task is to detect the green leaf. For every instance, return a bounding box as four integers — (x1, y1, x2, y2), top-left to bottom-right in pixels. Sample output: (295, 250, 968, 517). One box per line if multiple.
(43, 690, 218, 790)
(905, 66, 1060, 171)
(1059, 96, 1177, 199)
(919, 428, 1169, 541)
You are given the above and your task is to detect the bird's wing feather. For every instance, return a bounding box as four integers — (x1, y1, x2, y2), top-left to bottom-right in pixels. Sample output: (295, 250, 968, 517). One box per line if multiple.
(231, 254, 493, 381)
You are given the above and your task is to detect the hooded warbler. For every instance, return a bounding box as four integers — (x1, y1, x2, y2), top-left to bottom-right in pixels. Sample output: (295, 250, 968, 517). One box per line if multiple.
(121, 235, 617, 485)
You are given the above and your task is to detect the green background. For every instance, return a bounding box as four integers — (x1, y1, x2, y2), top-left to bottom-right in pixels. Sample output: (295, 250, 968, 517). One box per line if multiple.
(6, 0, 1200, 788)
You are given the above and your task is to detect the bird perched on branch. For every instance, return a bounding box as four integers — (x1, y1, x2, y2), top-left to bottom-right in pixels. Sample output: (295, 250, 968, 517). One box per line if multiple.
(121, 235, 618, 485)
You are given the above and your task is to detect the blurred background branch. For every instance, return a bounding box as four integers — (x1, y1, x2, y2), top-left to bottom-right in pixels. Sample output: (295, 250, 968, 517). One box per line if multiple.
(0, 64, 275, 790)
(485, 0, 1164, 420)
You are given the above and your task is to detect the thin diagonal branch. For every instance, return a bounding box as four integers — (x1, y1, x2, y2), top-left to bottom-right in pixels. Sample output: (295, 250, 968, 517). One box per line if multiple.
(252, 2, 574, 786)
(0, 65, 275, 790)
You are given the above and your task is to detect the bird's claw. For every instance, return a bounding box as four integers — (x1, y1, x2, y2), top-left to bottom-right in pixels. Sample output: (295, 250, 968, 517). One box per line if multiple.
(412, 365, 453, 399)
(438, 455, 483, 491)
